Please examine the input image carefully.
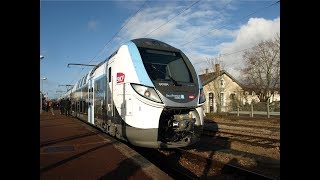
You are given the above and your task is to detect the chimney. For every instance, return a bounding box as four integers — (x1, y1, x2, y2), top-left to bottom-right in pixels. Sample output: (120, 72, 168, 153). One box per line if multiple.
(205, 68, 208, 75)
(215, 64, 220, 75)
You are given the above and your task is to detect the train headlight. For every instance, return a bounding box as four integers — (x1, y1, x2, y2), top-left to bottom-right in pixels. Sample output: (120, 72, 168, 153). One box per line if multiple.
(131, 83, 163, 103)
(199, 88, 206, 104)
(144, 90, 151, 97)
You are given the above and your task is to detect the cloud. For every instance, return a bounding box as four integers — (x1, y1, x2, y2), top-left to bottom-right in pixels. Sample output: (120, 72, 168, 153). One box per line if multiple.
(117, 1, 232, 46)
(88, 20, 99, 31)
(113, 1, 279, 80)
(221, 17, 280, 50)
(216, 17, 280, 78)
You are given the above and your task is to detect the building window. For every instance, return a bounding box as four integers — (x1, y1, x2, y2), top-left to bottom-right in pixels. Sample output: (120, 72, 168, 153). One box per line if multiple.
(220, 79, 225, 87)
(220, 92, 225, 106)
(209, 93, 214, 113)
(230, 93, 235, 100)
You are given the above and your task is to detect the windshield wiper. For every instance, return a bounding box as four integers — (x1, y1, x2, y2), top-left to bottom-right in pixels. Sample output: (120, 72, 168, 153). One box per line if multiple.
(150, 65, 181, 86)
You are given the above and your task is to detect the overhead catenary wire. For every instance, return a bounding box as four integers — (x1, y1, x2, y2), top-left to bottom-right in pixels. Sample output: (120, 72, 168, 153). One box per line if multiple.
(95, 0, 148, 59)
(181, 0, 280, 46)
(193, 45, 255, 65)
(144, 0, 201, 38)
(67, 0, 148, 86)
(113, 0, 201, 53)
(191, 29, 279, 67)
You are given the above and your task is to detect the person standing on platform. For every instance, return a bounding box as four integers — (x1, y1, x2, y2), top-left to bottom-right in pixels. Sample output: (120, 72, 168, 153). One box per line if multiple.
(59, 98, 65, 115)
(46, 101, 50, 112)
(65, 98, 71, 116)
(49, 101, 54, 115)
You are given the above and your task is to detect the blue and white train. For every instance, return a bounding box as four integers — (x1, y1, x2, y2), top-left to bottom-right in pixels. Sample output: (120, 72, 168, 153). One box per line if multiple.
(65, 38, 206, 148)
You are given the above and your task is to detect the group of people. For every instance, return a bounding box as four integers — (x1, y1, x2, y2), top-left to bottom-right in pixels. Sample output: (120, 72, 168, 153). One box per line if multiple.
(58, 98, 72, 116)
(43, 100, 55, 115)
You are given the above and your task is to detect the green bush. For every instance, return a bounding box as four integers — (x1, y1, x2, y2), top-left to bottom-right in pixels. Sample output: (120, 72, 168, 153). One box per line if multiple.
(270, 101, 280, 112)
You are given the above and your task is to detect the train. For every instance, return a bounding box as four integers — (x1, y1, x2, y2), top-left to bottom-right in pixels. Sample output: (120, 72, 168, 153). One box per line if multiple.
(62, 38, 206, 148)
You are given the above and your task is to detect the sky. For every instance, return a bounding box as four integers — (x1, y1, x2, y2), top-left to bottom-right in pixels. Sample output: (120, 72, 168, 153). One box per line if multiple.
(40, 0, 280, 99)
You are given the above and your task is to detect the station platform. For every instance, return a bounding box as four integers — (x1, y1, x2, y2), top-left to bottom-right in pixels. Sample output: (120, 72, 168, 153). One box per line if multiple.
(40, 110, 172, 179)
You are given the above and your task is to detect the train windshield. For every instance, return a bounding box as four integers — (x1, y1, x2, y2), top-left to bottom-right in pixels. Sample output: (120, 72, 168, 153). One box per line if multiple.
(139, 48, 194, 83)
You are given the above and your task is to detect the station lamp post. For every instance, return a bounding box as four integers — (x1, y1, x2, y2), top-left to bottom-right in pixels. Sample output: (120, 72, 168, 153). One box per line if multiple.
(41, 77, 47, 93)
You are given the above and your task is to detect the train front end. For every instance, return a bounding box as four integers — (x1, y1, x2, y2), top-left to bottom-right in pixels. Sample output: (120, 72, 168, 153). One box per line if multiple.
(125, 38, 205, 148)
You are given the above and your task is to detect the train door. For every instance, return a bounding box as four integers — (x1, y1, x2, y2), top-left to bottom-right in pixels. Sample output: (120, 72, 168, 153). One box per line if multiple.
(107, 66, 113, 118)
(88, 78, 94, 124)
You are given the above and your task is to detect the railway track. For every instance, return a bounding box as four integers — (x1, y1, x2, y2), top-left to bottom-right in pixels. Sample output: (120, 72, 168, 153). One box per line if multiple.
(206, 121, 280, 131)
(133, 146, 276, 179)
(176, 148, 276, 179)
(204, 123, 279, 139)
(203, 119, 280, 149)
(202, 129, 280, 149)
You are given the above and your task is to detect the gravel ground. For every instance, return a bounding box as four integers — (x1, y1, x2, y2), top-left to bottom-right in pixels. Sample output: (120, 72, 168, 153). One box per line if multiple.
(188, 114, 281, 179)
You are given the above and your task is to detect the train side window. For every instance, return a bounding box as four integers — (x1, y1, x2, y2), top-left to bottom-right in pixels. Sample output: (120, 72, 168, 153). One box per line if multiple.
(108, 67, 111, 82)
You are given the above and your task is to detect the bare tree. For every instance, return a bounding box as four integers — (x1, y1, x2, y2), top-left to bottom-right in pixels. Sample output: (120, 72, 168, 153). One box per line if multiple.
(241, 36, 280, 102)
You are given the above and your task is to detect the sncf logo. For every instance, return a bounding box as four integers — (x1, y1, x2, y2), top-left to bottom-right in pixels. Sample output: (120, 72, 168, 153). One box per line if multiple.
(117, 73, 125, 83)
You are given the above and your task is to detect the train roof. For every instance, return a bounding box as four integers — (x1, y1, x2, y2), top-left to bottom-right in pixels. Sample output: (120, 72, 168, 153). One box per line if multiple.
(90, 59, 108, 76)
(131, 38, 180, 52)
(88, 38, 180, 77)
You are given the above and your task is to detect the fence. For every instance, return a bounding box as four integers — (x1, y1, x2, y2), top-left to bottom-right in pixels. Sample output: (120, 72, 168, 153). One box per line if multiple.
(205, 101, 280, 118)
